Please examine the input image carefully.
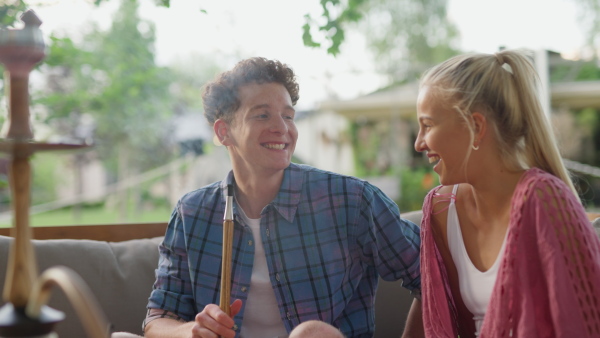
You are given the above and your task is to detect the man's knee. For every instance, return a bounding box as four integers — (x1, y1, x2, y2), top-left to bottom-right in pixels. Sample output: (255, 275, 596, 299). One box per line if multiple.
(289, 320, 345, 338)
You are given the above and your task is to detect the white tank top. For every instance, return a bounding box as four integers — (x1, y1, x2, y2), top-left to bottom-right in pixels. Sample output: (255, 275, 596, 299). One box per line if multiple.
(446, 185, 508, 337)
(237, 205, 288, 338)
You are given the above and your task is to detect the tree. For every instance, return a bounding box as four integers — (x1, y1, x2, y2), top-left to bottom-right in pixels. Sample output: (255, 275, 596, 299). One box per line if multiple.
(302, 0, 458, 63)
(0, 0, 28, 28)
(302, 0, 368, 56)
(357, 0, 460, 81)
(168, 53, 223, 116)
(302, 0, 600, 61)
(573, 0, 600, 55)
(35, 0, 175, 220)
(3, 1, 599, 61)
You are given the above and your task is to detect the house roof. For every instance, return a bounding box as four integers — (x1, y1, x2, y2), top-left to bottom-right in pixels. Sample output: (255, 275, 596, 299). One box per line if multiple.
(551, 81, 600, 109)
(319, 80, 600, 121)
(319, 82, 419, 121)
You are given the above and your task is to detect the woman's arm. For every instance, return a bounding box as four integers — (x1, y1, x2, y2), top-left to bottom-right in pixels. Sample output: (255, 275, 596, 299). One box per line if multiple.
(402, 298, 424, 338)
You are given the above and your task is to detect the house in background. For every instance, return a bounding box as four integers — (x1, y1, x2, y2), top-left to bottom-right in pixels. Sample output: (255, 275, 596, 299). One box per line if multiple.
(307, 50, 600, 203)
(318, 81, 420, 175)
(172, 112, 212, 157)
(294, 109, 354, 175)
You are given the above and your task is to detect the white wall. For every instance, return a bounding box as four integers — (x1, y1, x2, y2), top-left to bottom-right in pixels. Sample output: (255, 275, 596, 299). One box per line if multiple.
(295, 110, 355, 175)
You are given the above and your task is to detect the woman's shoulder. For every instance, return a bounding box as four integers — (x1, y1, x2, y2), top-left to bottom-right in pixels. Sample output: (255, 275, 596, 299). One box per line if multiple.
(434, 184, 455, 196)
(424, 184, 460, 224)
(516, 168, 574, 201)
(426, 184, 465, 208)
(513, 168, 586, 225)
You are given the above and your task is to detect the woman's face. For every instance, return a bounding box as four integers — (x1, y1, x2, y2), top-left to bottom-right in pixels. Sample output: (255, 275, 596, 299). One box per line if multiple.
(414, 86, 473, 186)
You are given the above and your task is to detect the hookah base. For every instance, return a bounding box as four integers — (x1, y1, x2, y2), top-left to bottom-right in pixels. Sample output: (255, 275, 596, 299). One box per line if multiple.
(0, 303, 63, 338)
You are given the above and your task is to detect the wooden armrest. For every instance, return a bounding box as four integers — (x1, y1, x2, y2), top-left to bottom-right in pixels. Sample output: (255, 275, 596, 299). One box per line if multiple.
(0, 222, 167, 242)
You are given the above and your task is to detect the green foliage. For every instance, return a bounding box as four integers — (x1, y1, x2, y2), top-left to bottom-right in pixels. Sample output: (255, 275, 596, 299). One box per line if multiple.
(0, 1, 31, 125)
(397, 166, 436, 212)
(571, 59, 600, 166)
(30, 153, 62, 204)
(94, 0, 170, 7)
(359, 0, 460, 81)
(575, 61, 600, 80)
(302, 17, 321, 49)
(35, 36, 95, 121)
(350, 120, 376, 176)
(552, 58, 600, 82)
(37, 0, 176, 176)
(303, 0, 461, 82)
(0, 167, 9, 209)
(577, 107, 599, 127)
(0, 1, 28, 28)
(139, 187, 170, 210)
(302, 0, 369, 55)
(349, 119, 399, 177)
(571, 0, 600, 51)
(303, 0, 600, 61)
(169, 53, 223, 114)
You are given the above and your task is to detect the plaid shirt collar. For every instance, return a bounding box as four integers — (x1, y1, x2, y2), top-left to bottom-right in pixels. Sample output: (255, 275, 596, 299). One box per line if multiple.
(219, 163, 304, 223)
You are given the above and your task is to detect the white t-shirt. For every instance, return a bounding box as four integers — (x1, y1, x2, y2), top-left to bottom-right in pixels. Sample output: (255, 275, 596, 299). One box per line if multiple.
(238, 206, 288, 338)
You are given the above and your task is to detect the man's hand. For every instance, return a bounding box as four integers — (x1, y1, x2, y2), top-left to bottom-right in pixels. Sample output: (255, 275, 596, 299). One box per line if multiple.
(191, 300, 243, 338)
(144, 300, 243, 338)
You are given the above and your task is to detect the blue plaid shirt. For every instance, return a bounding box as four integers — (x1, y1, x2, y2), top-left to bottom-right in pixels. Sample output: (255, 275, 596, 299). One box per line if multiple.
(147, 163, 420, 337)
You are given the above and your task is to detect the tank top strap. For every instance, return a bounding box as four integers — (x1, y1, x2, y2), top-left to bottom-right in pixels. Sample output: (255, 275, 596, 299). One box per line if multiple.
(432, 185, 458, 215)
(450, 184, 459, 202)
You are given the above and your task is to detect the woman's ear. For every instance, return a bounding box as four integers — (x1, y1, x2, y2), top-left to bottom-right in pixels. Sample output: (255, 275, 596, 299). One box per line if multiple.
(213, 119, 230, 146)
(471, 112, 487, 146)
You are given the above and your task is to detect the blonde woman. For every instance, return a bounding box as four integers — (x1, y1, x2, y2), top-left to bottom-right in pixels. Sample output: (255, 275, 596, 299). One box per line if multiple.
(414, 50, 600, 337)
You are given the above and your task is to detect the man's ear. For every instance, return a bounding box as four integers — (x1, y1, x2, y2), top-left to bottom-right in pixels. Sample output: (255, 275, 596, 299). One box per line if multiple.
(213, 119, 231, 146)
(471, 112, 487, 144)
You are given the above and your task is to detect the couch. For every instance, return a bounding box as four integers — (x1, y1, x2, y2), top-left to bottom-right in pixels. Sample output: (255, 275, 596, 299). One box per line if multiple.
(0, 211, 598, 338)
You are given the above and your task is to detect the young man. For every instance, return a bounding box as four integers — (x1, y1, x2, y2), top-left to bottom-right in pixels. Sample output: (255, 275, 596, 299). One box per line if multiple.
(143, 57, 422, 338)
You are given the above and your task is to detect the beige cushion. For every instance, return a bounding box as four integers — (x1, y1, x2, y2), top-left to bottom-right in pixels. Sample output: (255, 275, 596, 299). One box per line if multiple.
(402, 210, 423, 227)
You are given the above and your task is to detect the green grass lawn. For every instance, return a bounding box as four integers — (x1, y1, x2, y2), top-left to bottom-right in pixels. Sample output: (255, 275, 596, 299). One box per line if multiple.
(0, 205, 172, 228)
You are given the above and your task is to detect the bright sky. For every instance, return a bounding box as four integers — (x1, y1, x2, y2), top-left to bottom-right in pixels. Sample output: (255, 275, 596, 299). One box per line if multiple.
(30, 0, 588, 110)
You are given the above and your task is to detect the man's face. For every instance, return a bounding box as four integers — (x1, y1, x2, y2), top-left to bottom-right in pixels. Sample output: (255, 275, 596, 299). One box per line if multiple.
(217, 82, 297, 176)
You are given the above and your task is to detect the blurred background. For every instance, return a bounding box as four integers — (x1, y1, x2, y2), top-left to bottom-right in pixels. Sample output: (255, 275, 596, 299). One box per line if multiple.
(1, 0, 599, 227)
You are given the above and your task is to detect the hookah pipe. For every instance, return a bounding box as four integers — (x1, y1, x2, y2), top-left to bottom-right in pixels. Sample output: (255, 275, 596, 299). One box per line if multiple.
(219, 184, 234, 319)
(0, 10, 110, 337)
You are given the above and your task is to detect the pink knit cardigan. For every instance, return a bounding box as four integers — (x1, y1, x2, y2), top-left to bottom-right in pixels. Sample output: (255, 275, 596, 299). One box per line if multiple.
(421, 168, 600, 338)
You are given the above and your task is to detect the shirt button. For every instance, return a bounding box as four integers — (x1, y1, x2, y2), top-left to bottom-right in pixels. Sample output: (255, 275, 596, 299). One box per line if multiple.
(241, 286, 248, 292)
(276, 273, 280, 281)
(233, 324, 239, 330)
(248, 240, 253, 246)
(287, 312, 291, 320)
(266, 228, 270, 237)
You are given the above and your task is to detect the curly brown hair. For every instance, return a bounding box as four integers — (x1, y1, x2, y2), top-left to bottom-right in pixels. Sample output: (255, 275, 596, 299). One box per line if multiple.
(202, 57, 300, 126)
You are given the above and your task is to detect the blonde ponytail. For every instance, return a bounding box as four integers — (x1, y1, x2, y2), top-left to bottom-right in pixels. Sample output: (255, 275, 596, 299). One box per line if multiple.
(498, 50, 578, 197)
